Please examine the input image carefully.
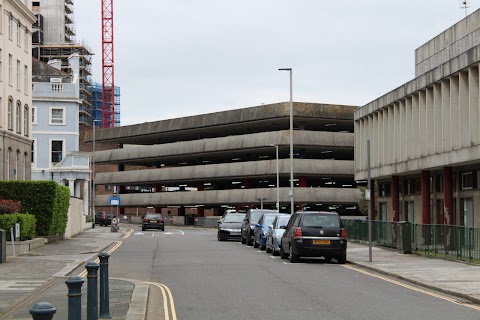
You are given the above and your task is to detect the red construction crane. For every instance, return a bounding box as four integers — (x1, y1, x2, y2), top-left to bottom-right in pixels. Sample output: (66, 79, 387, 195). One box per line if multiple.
(101, 0, 115, 128)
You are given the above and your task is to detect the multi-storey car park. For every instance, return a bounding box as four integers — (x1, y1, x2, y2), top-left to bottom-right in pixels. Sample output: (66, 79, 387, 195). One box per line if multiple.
(85, 102, 362, 224)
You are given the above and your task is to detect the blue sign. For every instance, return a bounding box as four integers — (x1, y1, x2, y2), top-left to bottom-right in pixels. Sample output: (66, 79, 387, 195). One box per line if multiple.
(110, 195, 120, 206)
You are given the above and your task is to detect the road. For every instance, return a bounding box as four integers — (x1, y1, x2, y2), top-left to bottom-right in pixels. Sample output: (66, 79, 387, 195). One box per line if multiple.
(109, 226, 480, 320)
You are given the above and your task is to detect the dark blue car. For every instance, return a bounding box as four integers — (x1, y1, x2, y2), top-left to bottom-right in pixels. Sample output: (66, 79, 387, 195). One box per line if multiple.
(253, 213, 284, 250)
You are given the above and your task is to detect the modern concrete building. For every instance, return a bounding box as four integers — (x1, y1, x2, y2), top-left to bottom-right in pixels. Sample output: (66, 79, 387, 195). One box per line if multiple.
(31, 53, 90, 215)
(86, 102, 361, 222)
(355, 9, 480, 228)
(0, 0, 36, 180)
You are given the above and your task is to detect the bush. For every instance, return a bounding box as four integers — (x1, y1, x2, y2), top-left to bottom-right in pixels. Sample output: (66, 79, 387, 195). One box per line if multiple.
(0, 213, 36, 241)
(0, 199, 22, 214)
(0, 181, 70, 236)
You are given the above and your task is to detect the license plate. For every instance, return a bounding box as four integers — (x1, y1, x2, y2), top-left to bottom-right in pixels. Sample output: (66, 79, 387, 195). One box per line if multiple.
(313, 240, 330, 245)
(231, 232, 240, 236)
(150, 220, 157, 223)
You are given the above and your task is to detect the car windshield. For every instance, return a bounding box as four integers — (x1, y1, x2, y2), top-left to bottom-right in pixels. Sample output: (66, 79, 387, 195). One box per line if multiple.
(263, 215, 276, 227)
(250, 211, 270, 222)
(146, 214, 161, 219)
(276, 216, 291, 228)
(223, 214, 245, 223)
(300, 214, 340, 228)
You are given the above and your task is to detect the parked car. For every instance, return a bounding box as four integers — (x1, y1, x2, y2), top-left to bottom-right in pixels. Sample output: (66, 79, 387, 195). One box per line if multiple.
(280, 211, 347, 264)
(142, 213, 165, 231)
(253, 213, 285, 250)
(97, 212, 114, 226)
(217, 213, 246, 241)
(218, 209, 238, 224)
(241, 209, 278, 246)
(94, 212, 105, 224)
(266, 214, 291, 255)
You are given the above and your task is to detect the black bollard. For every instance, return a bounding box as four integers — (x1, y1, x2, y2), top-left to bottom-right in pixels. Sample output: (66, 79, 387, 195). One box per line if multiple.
(65, 276, 84, 320)
(85, 261, 100, 320)
(29, 302, 56, 320)
(98, 252, 111, 319)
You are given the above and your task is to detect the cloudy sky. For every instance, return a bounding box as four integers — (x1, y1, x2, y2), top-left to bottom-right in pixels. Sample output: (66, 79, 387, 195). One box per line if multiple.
(74, 1, 480, 126)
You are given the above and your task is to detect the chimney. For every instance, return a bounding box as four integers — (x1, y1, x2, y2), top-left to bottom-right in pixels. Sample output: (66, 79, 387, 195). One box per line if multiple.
(47, 59, 62, 70)
(68, 52, 81, 84)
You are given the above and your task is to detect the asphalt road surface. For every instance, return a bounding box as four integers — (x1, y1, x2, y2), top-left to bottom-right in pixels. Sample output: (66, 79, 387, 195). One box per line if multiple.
(109, 226, 480, 320)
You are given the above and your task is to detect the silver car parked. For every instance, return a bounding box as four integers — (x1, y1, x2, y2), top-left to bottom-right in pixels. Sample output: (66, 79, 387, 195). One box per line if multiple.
(266, 214, 291, 255)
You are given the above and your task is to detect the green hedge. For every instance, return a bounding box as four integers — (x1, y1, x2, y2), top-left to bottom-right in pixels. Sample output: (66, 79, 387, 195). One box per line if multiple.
(0, 213, 36, 240)
(0, 181, 70, 236)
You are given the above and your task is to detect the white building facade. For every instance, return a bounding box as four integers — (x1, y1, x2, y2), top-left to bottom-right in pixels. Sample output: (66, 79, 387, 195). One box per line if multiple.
(0, 0, 36, 180)
(31, 53, 90, 215)
(355, 9, 480, 229)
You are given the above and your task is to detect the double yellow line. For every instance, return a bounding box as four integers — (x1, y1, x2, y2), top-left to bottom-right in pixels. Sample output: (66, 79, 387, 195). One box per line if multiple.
(147, 282, 177, 320)
(343, 264, 480, 311)
(78, 240, 123, 277)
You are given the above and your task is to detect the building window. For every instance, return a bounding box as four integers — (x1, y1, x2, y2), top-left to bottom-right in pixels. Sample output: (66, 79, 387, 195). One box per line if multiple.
(8, 97, 13, 130)
(16, 21, 20, 46)
(8, 15, 12, 40)
(31, 139, 35, 164)
(24, 27, 28, 51)
(379, 182, 391, 197)
(31, 106, 36, 124)
(8, 54, 12, 85)
(24, 65, 28, 93)
(461, 172, 476, 190)
(23, 152, 28, 180)
(16, 60, 20, 90)
(16, 101, 21, 133)
(6, 148, 11, 180)
(15, 151, 19, 180)
(435, 174, 443, 193)
(51, 140, 64, 163)
(24, 105, 29, 136)
(50, 107, 65, 125)
(0, 49, 2, 82)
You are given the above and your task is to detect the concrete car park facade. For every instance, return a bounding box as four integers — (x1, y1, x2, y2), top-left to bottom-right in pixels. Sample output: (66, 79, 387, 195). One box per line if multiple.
(355, 9, 480, 228)
(86, 102, 361, 220)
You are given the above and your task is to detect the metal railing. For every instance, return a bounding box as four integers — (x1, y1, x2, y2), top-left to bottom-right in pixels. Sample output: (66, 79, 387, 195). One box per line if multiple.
(343, 220, 480, 263)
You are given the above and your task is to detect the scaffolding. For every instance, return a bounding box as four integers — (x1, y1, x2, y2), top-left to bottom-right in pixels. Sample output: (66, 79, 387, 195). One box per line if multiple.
(88, 83, 121, 128)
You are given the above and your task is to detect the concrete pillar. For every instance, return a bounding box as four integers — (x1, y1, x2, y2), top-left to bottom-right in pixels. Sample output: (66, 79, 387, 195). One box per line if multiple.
(392, 176, 400, 222)
(83, 179, 89, 216)
(68, 179, 75, 197)
(443, 167, 454, 225)
(299, 176, 307, 187)
(441, 79, 452, 152)
(421, 170, 430, 224)
(370, 179, 376, 220)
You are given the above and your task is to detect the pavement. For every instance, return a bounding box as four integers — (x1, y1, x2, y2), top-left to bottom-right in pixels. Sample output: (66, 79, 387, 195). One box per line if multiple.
(0, 226, 480, 320)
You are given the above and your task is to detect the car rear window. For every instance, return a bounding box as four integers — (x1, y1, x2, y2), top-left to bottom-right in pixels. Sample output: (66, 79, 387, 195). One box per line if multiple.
(224, 214, 245, 223)
(300, 214, 340, 228)
(276, 216, 290, 228)
(263, 215, 276, 226)
(145, 214, 161, 219)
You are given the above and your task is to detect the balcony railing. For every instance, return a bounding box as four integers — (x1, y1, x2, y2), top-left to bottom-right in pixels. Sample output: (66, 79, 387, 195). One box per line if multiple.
(343, 220, 480, 264)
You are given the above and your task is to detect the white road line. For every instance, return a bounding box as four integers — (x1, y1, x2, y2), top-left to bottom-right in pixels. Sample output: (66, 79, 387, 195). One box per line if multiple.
(270, 256, 277, 259)
(152, 232, 154, 238)
(257, 251, 262, 253)
(177, 230, 185, 235)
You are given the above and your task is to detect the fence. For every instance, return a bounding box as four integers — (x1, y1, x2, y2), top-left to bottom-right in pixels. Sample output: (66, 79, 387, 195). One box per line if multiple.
(343, 219, 480, 263)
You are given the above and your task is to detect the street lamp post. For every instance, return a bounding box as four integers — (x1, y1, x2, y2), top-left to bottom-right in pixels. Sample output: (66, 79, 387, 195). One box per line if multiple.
(91, 120, 101, 228)
(279, 68, 294, 215)
(269, 144, 280, 211)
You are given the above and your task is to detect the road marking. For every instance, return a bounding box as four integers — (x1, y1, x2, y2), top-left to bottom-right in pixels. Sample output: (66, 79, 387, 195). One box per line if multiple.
(257, 251, 262, 253)
(148, 282, 177, 320)
(152, 232, 154, 238)
(0, 280, 46, 292)
(176, 230, 185, 235)
(121, 229, 133, 238)
(164, 232, 174, 235)
(135, 232, 144, 235)
(78, 241, 122, 278)
(343, 264, 480, 311)
(270, 256, 277, 259)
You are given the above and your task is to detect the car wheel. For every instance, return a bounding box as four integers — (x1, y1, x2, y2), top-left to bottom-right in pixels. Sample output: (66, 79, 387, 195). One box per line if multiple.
(241, 230, 246, 244)
(142, 227, 145, 231)
(337, 254, 347, 264)
(266, 245, 272, 253)
(161, 227, 165, 231)
(280, 246, 288, 259)
(246, 232, 254, 246)
(289, 245, 299, 263)
(217, 234, 223, 241)
(253, 238, 259, 248)
(260, 243, 266, 251)
(272, 248, 278, 256)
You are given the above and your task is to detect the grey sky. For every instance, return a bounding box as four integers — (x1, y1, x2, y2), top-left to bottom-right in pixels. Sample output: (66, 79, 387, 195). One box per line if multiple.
(74, 1, 480, 126)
